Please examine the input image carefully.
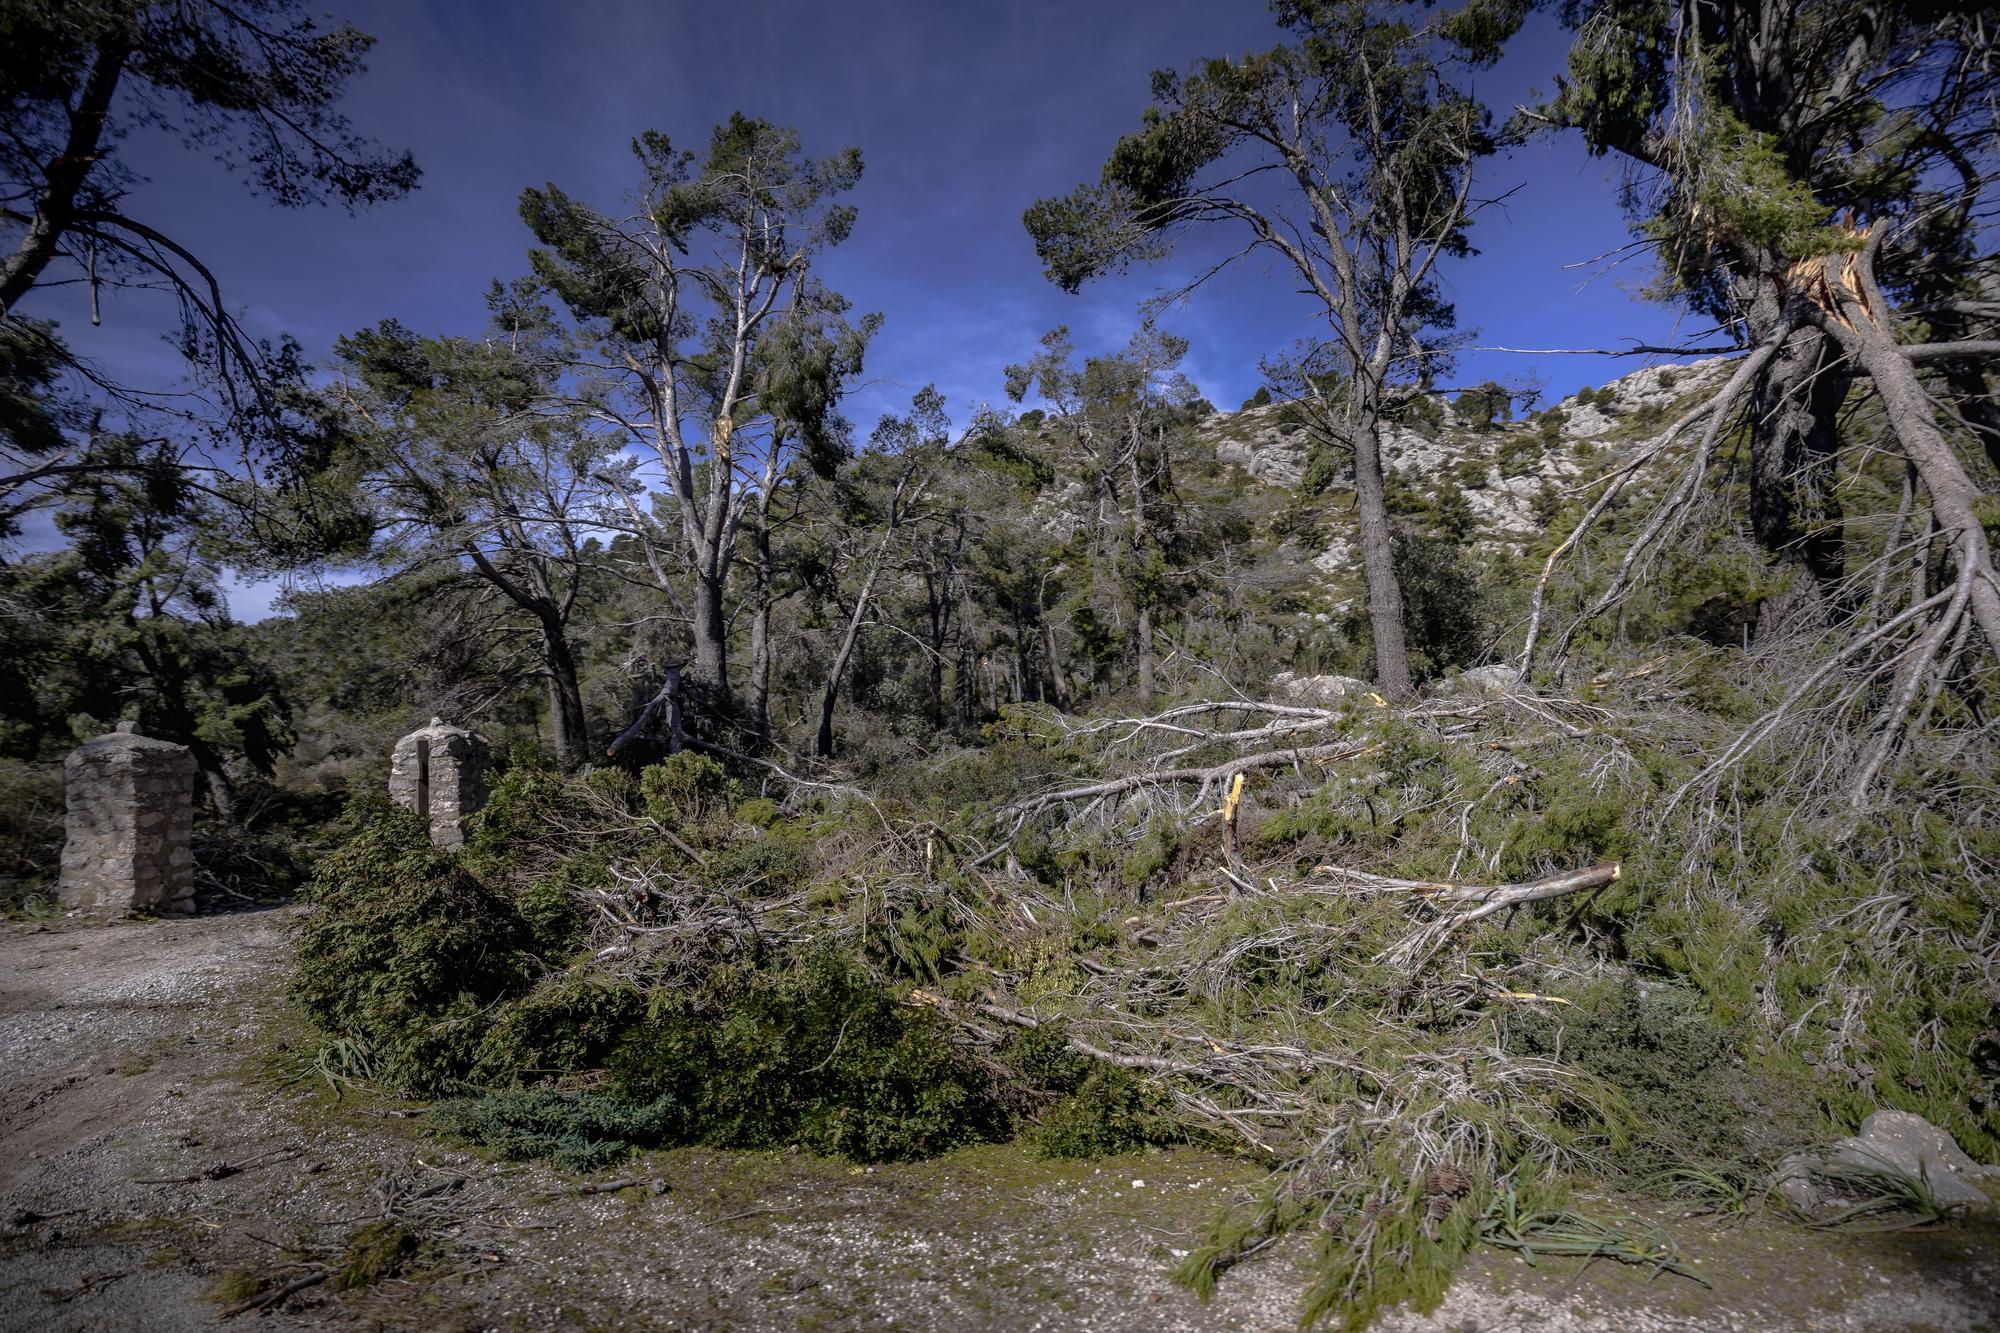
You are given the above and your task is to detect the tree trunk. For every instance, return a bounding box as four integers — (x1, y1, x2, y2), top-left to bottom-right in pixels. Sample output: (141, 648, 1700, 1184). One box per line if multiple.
(1350, 416, 1412, 698)
(1749, 327, 1849, 609)
(747, 494, 775, 748)
(689, 568, 732, 710)
(1823, 269, 2000, 660)
(1043, 618, 1071, 710)
(542, 623, 588, 772)
(814, 551, 885, 758)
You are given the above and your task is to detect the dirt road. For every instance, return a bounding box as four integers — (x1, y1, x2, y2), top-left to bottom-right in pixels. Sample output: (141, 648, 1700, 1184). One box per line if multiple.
(2, 910, 1996, 1331)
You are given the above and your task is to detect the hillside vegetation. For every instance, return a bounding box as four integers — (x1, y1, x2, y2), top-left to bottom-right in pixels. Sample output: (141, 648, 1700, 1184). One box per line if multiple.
(3, 0, 1997, 1327)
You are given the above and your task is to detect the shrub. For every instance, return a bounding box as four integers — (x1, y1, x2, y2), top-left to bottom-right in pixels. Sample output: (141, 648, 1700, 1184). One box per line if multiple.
(515, 863, 589, 958)
(471, 975, 645, 1085)
(705, 824, 812, 896)
(430, 1090, 682, 1170)
(1455, 382, 1511, 431)
(0, 758, 62, 913)
(1032, 1064, 1180, 1158)
(639, 752, 737, 830)
(1499, 977, 1768, 1171)
(1392, 527, 1487, 683)
(290, 798, 528, 1095)
(608, 951, 1004, 1162)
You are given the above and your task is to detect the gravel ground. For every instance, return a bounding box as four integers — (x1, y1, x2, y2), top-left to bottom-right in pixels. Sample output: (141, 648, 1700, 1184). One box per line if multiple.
(1, 909, 1996, 1332)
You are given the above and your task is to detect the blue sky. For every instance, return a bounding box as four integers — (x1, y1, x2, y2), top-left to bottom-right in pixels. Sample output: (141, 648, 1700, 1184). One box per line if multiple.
(25, 1, 1708, 617)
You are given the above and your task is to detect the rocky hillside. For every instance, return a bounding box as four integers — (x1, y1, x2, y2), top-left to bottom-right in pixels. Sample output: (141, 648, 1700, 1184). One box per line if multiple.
(1199, 356, 1738, 574)
(1184, 356, 1736, 620)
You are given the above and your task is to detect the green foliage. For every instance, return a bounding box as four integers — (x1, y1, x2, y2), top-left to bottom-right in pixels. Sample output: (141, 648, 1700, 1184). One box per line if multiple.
(1388, 394, 1445, 435)
(1121, 818, 1182, 889)
(1032, 1064, 1179, 1159)
(1390, 527, 1487, 683)
(639, 752, 738, 829)
(515, 862, 589, 958)
(1454, 381, 1511, 430)
(333, 1222, 418, 1292)
(430, 1090, 682, 1170)
(705, 822, 813, 896)
(608, 951, 1004, 1162)
(1500, 979, 1754, 1171)
(290, 798, 527, 1095)
(471, 975, 645, 1085)
(0, 759, 62, 912)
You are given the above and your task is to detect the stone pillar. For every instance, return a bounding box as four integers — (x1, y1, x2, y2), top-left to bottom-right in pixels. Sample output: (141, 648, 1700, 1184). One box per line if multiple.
(389, 717, 492, 848)
(59, 723, 197, 915)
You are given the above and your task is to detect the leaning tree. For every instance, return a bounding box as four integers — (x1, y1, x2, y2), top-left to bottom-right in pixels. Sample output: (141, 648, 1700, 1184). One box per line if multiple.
(334, 285, 615, 773)
(1024, 0, 1528, 698)
(1524, 0, 2000, 797)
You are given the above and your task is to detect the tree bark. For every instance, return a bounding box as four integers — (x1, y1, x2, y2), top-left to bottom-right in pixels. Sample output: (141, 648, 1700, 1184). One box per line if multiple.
(815, 542, 887, 758)
(542, 622, 588, 772)
(1351, 416, 1413, 698)
(0, 40, 129, 315)
(689, 568, 732, 710)
(1749, 327, 1850, 608)
(747, 488, 775, 748)
(1816, 244, 2000, 660)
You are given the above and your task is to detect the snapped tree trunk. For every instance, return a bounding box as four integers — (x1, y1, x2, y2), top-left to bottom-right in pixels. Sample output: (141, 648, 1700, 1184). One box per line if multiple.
(1816, 240, 2000, 660)
(1749, 326, 1849, 610)
(1350, 416, 1413, 698)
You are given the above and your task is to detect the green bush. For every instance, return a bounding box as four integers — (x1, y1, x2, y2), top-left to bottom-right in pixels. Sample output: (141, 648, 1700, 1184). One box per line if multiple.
(0, 758, 62, 913)
(515, 864, 588, 958)
(430, 1089, 682, 1170)
(1032, 1064, 1180, 1158)
(705, 825, 812, 896)
(471, 975, 644, 1085)
(608, 951, 1004, 1162)
(640, 752, 737, 829)
(1499, 977, 1783, 1171)
(291, 798, 528, 1095)
(1392, 527, 1487, 683)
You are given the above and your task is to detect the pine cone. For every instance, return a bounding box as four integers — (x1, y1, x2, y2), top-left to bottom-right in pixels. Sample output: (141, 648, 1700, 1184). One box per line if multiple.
(1426, 1163, 1473, 1199)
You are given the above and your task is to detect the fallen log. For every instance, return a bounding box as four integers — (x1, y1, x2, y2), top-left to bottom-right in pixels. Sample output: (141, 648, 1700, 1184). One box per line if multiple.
(1311, 862, 1621, 920)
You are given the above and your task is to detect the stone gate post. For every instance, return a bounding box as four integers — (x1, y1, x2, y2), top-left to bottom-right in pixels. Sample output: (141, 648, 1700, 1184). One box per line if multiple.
(59, 723, 197, 915)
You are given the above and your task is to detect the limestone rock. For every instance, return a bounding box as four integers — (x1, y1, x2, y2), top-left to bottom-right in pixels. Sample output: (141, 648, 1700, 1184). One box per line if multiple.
(1446, 664, 1523, 697)
(389, 717, 492, 848)
(59, 726, 196, 916)
(1780, 1110, 1997, 1215)
(1826, 1110, 1998, 1209)
(1271, 671, 1371, 706)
